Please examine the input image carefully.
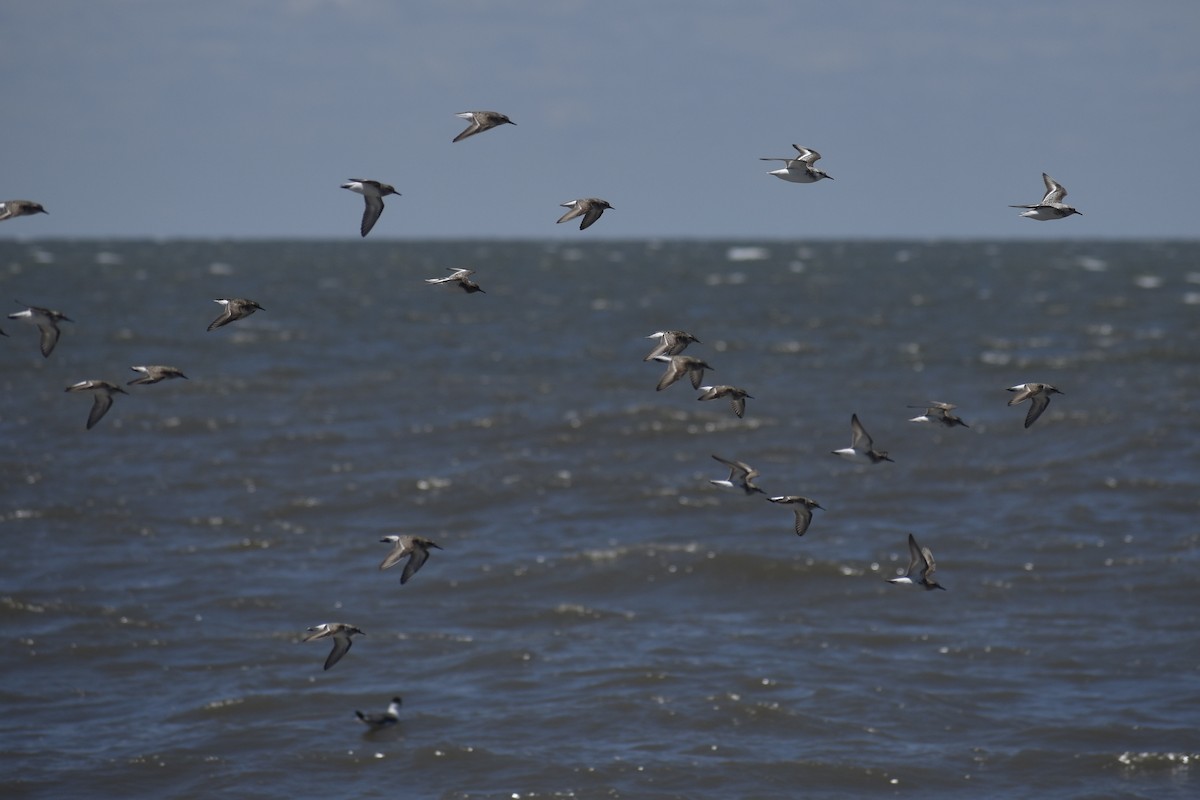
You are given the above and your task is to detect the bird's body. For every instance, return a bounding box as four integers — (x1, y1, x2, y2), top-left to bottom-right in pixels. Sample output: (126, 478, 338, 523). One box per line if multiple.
(356, 697, 403, 730)
(378, 535, 443, 585)
(302, 622, 364, 671)
(557, 198, 612, 230)
(653, 354, 713, 391)
(907, 401, 969, 428)
(832, 414, 893, 463)
(643, 330, 700, 361)
(425, 268, 485, 293)
(65, 380, 127, 430)
(207, 298, 263, 331)
(887, 533, 946, 590)
(767, 495, 823, 537)
(341, 179, 400, 237)
(709, 454, 765, 495)
(128, 365, 188, 385)
(760, 144, 833, 183)
(0, 200, 48, 221)
(453, 110, 515, 142)
(1006, 382, 1063, 428)
(1010, 173, 1081, 220)
(8, 302, 72, 357)
(697, 385, 753, 418)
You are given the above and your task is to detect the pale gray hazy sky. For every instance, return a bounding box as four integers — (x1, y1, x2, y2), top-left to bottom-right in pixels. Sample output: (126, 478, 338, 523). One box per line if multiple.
(2, 1, 1198, 239)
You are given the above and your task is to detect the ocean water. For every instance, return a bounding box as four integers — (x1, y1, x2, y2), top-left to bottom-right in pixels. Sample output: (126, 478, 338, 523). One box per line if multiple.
(0, 238, 1198, 799)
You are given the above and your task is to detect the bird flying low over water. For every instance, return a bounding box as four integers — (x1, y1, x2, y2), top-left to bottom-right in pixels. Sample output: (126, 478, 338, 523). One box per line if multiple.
(832, 414, 893, 464)
(709, 454, 765, 495)
(425, 268, 485, 293)
(907, 401, 969, 428)
(452, 110, 515, 142)
(207, 298, 263, 331)
(1006, 382, 1063, 428)
(697, 385, 753, 418)
(760, 144, 834, 183)
(643, 330, 700, 361)
(65, 380, 127, 430)
(378, 535, 443, 585)
(653, 354, 713, 391)
(0, 200, 48, 221)
(767, 495, 823, 537)
(356, 697, 403, 730)
(886, 533, 946, 590)
(1010, 173, 1082, 220)
(8, 302, 71, 357)
(341, 179, 400, 237)
(303, 622, 364, 671)
(556, 198, 613, 230)
(127, 365, 188, 385)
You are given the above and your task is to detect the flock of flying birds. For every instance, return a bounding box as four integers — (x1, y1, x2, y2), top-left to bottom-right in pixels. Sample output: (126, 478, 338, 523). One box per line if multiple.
(1, 109, 1078, 728)
(642, 324, 1066, 593)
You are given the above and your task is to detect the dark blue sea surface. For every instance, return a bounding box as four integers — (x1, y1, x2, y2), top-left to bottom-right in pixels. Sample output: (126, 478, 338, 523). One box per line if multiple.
(1, 239, 1198, 799)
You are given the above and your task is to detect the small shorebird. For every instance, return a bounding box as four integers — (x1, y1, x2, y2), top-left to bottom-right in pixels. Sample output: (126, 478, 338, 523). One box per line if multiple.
(767, 495, 823, 537)
(653, 354, 713, 391)
(556, 198, 612, 230)
(303, 622, 364, 671)
(452, 110, 515, 142)
(1010, 173, 1082, 220)
(709, 454, 765, 495)
(907, 401, 969, 428)
(0, 200, 48, 221)
(832, 414, 893, 464)
(356, 697, 403, 730)
(886, 533, 946, 591)
(8, 302, 71, 357)
(760, 144, 834, 183)
(378, 535, 443, 585)
(65, 380, 127, 430)
(643, 330, 700, 361)
(425, 268, 485, 293)
(341, 179, 400, 237)
(697, 385, 753, 418)
(127, 365, 188, 385)
(1006, 382, 1063, 428)
(207, 298, 263, 331)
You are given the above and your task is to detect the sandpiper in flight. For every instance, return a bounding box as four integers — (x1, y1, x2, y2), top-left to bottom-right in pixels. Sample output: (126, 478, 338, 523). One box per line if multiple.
(424, 268, 485, 293)
(643, 330, 700, 361)
(760, 144, 834, 183)
(832, 414, 894, 463)
(767, 495, 824, 537)
(8, 302, 71, 357)
(355, 697, 403, 730)
(709, 454, 765, 495)
(556, 198, 613, 230)
(65, 380, 127, 430)
(207, 298, 263, 331)
(302, 622, 364, 671)
(653, 354, 714, 391)
(378, 535, 443, 585)
(907, 401, 969, 428)
(127, 365, 188, 385)
(0, 200, 48, 221)
(341, 179, 400, 237)
(697, 385, 753, 418)
(1006, 382, 1063, 428)
(1010, 173, 1082, 220)
(452, 110, 515, 142)
(886, 533, 946, 590)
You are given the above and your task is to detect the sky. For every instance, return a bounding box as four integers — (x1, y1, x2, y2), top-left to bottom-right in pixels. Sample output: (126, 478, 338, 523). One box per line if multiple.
(2, 1, 1198, 240)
